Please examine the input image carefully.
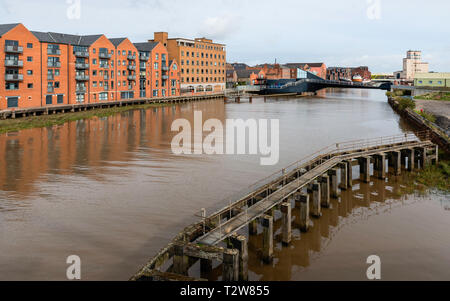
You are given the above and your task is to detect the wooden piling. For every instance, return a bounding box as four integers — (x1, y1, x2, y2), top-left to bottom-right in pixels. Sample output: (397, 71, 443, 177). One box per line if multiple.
(262, 215, 273, 263)
(339, 163, 348, 190)
(374, 153, 386, 179)
(229, 234, 248, 281)
(249, 219, 258, 236)
(298, 194, 310, 232)
(281, 203, 292, 246)
(312, 182, 322, 218)
(222, 249, 239, 281)
(320, 175, 330, 208)
(392, 151, 401, 176)
(173, 244, 188, 275)
(328, 168, 340, 198)
(407, 149, 415, 171)
(360, 157, 371, 183)
(346, 160, 353, 188)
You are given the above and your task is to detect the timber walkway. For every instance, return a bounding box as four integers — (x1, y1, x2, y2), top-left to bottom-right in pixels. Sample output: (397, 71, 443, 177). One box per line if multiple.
(132, 131, 438, 281)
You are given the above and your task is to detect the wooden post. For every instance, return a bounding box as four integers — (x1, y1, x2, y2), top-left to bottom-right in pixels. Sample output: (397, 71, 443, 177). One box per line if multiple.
(392, 151, 401, 176)
(328, 168, 340, 198)
(375, 154, 386, 179)
(407, 148, 415, 171)
(262, 215, 273, 263)
(346, 160, 353, 188)
(435, 145, 439, 165)
(173, 244, 188, 275)
(419, 147, 428, 168)
(223, 249, 239, 281)
(249, 219, 258, 236)
(299, 194, 310, 232)
(200, 259, 213, 279)
(360, 157, 371, 183)
(229, 235, 248, 281)
(320, 175, 330, 208)
(281, 203, 292, 246)
(312, 182, 322, 218)
(339, 163, 348, 190)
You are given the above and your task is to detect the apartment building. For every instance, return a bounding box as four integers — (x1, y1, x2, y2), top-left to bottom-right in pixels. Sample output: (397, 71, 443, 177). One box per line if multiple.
(134, 41, 180, 98)
(0, 23, 181, 111)
(394, 50, 429, 81)
(150, 32, 226, 94)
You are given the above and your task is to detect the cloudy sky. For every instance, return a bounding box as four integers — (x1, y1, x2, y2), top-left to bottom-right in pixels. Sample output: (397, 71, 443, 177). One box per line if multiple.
(1, 0, 449, 73)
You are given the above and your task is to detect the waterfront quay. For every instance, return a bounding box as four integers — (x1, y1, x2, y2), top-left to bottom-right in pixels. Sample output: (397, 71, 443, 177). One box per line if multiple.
(132, 132, 439, 281)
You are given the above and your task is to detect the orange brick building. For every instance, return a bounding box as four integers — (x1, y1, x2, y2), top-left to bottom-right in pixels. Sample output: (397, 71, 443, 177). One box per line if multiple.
(0, 23, 182, 110)
(149, 32, 226, 94)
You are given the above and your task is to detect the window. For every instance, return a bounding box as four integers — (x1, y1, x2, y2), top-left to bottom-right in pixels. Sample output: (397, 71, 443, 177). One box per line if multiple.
(27, 56, 33, 62)
(93, 81, 97, 87)
(28, 83, 33, 89)
(93, 59, 97, 65)
(154, 62, 159, 70)
(27, 43, 33, 48)
(27, 70, 33, 75)
(93, 70, 97, 76)
(155, 53, 159, 60)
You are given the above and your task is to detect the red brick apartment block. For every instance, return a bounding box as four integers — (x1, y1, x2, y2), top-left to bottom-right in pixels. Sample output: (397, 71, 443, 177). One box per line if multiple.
(0, 23, 182, 110)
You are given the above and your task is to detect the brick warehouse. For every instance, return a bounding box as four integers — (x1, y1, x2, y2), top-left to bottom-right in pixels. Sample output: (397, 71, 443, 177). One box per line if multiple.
(0, 24, 205, 110)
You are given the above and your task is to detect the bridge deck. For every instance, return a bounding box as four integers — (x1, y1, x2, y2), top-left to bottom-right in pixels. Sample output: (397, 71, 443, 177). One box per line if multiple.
(196, 140, 433, 246)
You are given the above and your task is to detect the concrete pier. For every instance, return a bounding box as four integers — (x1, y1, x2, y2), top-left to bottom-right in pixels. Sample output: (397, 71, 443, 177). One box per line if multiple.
(228, 235, 248, 281)
(346, 161, 353, 188)
(328, 168, 340, 198)
(320, 175, 331, 208)
(407, 149, 415, 171)
(223, 249, 239, 281)
(173, 244, 188, 275)
(262, 215, 274, 263)
(249, 219, 258, 236)
(360, 157, 371, 183)
(339, 163, 348, 190)
(392, 151, 401, 176)
(312, 182, 322, 218)
(374, 154, 386, 179)
(281, 203, 292, 245)
(298, 194, 310, 232)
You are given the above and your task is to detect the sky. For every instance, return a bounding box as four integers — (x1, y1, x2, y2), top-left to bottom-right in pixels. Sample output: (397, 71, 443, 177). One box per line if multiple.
(1, 0, 449, 73)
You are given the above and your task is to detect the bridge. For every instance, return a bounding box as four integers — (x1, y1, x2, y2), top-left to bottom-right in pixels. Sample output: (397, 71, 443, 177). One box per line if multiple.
(259, 78, 392, 95)
(132, 131, 438, 281)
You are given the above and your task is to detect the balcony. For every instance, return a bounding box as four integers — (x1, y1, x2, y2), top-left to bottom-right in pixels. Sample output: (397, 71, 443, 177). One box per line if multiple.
(162, 75, 169, 80)
(47, 87, 55, 93)
(162, 65, 169, 71)
(104, 75, 109, 80)
(5, 74, 24, 81)
(99, 52, 112, 59)
(75, 51, 89, 58)
(48, 61, 61, 68)
(139, 54, 149, 61)
(5, 60, 23, 67)
(127, 54, 136, 60)
(128, 75, 136, 81)
(100, 64, 109, 69)
(104, 86, 109, 91)
(5, 45, 23, 53)
(47, 49, 61, 55)
(128, 65, 136, 71)
(76, 86, 87, 93)
(75, 74, 90, 81)
(47, 74, 54, 80)
(140, 64, 146, 70)
(75, 63, 90, 69)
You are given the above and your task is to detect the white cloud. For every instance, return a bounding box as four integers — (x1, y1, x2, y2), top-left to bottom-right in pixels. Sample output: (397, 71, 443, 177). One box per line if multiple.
(199, 14, 240, 40)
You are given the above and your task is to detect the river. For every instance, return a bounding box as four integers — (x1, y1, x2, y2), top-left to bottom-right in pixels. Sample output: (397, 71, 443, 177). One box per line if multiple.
(0, 89, 449, 280)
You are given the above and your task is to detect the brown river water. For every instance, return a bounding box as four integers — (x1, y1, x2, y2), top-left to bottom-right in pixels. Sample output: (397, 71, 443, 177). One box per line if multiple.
(0, 89, 449, 280)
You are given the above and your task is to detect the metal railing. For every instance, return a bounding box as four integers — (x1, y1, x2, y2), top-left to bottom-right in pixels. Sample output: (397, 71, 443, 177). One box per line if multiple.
(75, 63, 89, 69)
(47, 61, 61, 68)
(75, 51, 89, 58)
(99, 52, 112, 59)
(5, 74, 24, 81)
(5, 60, 23, 67)
(5, 45, 23, 53)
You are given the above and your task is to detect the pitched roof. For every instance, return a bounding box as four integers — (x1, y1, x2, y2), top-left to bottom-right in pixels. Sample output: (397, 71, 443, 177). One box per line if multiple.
(236, 69, 257, 79)
(0, 23, 20, 37)
(133, 42, 159, 52)
(109, 37, 127, 47)
(285, 62, 325, 69)
(31, 31, 103, 46)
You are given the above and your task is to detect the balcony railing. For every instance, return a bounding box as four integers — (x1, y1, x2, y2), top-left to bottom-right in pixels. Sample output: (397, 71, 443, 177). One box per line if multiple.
(104, 75, 109, 80)
(128, 65, 136, 71)
(127, 54, 136, 60)
(47, 87, 55, 93)
(5, 60, 23, 67)
(47, 74, 54, 80)
(162, 75, 169, 80)
(75, 74, 90, 81)
(99, 52, 112, 59)
(5, 74, 24, 81)
(47, 49, 61, 55)
(75, 63, 90, 69)
(128, 75, 136, 81)
(162, 65, 169, 71)
(140, 64, 146, 70)
(139, 54, 149, 61)
(5, 45, 23, 53)
(100, 64, 109, 69)
(75, 51, 89, 58)
(104, 86, 109, 91)
(76, 86, 87, 92)
(48, 61, 61, 68)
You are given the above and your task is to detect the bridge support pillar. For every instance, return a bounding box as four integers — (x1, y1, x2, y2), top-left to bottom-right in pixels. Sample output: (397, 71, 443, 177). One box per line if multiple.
(346, 161, 353, 188)
(328, 168, 340, 198)
(392, 151, 401, 176)
(223, 249, 239, 281)
(407, 149, 415, 171)
(435, 145, 439, 165)
(374, 154, 386, 180)
(173, 244, 188, 275)
(320, 175, 330, 208)
(312, 182, 322, 218)
(228, 234, 248, 281)
(262, 215, 274, 264)
(281, 203, 292, 246)
(339, 163, 348, 190)
(360, 157, 371, 183)
(418, 147, 428, 169)
(249, 97, 253, 103)
(249, 219, 258, 236)
(298, 194, 310, 232)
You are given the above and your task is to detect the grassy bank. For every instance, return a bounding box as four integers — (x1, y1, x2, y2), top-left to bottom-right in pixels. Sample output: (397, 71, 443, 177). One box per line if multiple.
(414, 92, 450, 101)
(0, 102, 172, 134)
